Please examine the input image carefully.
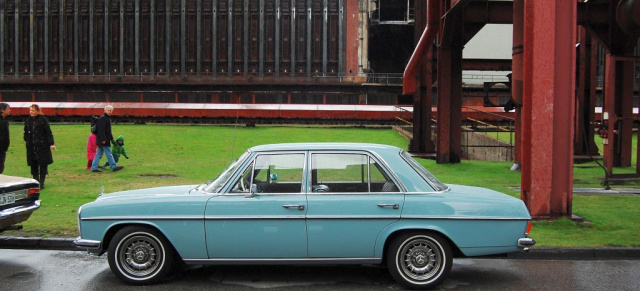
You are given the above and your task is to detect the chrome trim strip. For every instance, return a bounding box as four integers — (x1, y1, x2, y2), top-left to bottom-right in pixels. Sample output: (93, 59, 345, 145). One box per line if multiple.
(81, 215, 529, 221)
(73, 237, 101, 249)
(81, 215, 203, 221)
(183, 257, 382, 265)
(205, 216, 305, 220)
(305, 216, 398, 220)
(401, 215, 531, 221)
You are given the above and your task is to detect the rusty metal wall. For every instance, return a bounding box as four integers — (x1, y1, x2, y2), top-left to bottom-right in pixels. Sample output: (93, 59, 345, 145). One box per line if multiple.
(0, 0, 347, 81)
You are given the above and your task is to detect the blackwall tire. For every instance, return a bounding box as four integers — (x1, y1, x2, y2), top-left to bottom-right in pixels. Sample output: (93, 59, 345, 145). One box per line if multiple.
(387, 232, 453, 289)
(107, 226, 174, 285)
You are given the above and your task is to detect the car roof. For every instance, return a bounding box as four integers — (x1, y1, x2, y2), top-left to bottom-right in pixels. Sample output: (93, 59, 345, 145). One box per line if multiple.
(248, 143, 403, 154)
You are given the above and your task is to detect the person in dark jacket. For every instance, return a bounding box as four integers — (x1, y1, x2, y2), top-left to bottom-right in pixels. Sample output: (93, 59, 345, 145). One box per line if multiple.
(91, 105, 123, 172)
(0, 103, 10, 174)
(24, 104, 57, 189)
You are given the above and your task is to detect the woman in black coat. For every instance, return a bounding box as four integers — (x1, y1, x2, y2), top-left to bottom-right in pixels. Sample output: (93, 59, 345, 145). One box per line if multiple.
(24, 104, 57, 189)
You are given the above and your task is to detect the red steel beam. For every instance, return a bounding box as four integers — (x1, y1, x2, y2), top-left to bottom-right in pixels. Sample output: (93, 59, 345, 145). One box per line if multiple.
(521, 0, 576, 218)
(462, 59, 512, 71)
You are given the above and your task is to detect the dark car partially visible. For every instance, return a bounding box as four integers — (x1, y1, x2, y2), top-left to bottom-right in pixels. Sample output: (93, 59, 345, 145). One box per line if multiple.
(0, 175, 40, 232)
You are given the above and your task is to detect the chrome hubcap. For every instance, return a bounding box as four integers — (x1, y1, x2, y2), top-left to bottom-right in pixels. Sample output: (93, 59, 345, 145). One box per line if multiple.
(399, 237, 442, 281)
(119, 234, 162, 277)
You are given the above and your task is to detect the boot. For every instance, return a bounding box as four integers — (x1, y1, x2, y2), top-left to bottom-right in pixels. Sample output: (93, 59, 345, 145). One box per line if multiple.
(40, 176, 46, 190)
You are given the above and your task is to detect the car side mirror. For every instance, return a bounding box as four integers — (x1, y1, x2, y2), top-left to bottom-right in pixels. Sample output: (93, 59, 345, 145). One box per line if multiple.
(245, 184, 258, 198)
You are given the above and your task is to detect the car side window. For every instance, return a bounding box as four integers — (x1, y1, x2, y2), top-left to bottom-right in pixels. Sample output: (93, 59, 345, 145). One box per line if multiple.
(231, 153, 305, 194)
(370, 158, 399, 192)
(311, 153, 399, 193)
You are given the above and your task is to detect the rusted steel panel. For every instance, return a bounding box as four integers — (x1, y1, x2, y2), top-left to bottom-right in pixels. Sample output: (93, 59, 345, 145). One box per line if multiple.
(521, 0, 575, 218)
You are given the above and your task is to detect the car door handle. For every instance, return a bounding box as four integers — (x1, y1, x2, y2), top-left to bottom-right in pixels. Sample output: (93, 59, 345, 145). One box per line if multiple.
(282, 204, 305, 211)
(377, 203, 399, 209)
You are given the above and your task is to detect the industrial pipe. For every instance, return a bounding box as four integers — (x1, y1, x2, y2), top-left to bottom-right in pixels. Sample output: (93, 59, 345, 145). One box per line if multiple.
(402, 0, 440, 95)
(616, 0, 640, 35)
(511, 0, 523, 106)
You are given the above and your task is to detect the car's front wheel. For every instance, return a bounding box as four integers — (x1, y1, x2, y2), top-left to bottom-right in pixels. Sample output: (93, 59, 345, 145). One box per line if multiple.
(387, 232, 452, 289)
(107, 226, 174, 285)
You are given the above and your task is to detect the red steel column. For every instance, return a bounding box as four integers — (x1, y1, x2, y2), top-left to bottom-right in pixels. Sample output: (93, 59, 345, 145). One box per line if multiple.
(345, 0, 359, 77)
(420, 47, 435, 153)
(521, 0, 575, 218)
(511, 0, 524, 166)
(575, 27, 598, 156)
(410, 0, 427, 153)
(604, 54, 636, 173)
(436, 10, 463, 164)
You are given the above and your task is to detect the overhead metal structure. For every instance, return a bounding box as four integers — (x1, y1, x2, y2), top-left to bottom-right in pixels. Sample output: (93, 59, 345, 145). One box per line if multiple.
(403, 0, 639, 218)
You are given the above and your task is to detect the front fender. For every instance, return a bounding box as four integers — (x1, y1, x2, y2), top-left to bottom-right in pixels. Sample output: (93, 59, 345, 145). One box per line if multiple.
(80, 219, 207, 259)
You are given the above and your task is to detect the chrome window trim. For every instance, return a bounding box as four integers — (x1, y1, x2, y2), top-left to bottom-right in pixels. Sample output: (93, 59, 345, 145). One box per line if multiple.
(203, 151, 252, 193)
(221, 151, 308, 195)
(308, 150, 407, 194)
(400, 151, 449, 192)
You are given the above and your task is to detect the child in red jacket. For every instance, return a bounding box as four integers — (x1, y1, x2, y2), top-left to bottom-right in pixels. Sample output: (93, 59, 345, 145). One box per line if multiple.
(86, 132, 97, 170)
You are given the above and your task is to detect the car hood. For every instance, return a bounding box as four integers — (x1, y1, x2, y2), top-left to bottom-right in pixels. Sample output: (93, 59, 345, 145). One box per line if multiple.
(96, 185, 199, 201)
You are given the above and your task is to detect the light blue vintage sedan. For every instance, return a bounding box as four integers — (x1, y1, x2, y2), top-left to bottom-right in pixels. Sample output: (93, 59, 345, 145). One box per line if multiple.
(74, 143, 534, 289)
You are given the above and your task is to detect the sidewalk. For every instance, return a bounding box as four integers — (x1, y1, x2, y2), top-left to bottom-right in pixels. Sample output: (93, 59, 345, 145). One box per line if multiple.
(1, 236, 639, 260)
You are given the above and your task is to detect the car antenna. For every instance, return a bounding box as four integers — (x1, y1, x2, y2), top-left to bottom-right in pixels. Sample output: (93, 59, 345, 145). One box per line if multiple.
(230, 103, 241, 164)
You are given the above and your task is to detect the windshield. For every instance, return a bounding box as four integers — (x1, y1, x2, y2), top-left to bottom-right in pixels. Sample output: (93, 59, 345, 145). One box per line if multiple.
(203, 151, 250, 193)
(401, 151, 449, 192)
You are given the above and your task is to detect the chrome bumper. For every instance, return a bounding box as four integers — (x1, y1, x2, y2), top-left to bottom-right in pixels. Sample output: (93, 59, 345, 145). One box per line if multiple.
(518, 237, 536, 250)
(73, 237, 102, 251)
(0, 200, 41, 229)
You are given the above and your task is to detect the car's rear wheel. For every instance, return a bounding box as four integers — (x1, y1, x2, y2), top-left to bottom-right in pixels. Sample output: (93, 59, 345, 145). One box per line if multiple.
(108, 226, 174, 285)
(387, 232, 452, 289)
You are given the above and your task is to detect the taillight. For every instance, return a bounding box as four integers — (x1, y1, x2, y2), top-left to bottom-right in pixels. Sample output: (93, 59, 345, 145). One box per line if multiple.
(525, 221, 533, 235)
(27, 188, 40, 199)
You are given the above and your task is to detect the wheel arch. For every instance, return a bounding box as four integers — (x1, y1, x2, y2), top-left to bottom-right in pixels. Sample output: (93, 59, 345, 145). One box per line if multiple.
(101, 222, 181, 259)
(378, 227, 464, 264)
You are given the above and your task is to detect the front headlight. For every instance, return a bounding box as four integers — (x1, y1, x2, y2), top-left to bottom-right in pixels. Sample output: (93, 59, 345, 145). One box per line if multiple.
(77, 205, 83, 236)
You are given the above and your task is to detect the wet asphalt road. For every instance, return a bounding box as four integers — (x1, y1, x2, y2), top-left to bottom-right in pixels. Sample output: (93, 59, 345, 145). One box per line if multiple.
(0, 249, 639, 291)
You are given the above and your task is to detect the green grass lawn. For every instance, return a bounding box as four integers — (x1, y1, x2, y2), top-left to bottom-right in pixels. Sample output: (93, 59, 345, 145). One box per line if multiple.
(3, 124, 639, 247)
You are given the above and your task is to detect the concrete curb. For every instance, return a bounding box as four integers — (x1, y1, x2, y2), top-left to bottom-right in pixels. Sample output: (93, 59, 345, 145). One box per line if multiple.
(0, 236, 77, 251)
(1, 236, 640, 260)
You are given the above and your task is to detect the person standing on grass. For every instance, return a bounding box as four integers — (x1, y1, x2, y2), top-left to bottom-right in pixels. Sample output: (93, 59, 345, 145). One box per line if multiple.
(24, 104, 57, 189)
(86, 131, 97, 171)
(91, 105, 123, 173)
(0, 103, 10, 174)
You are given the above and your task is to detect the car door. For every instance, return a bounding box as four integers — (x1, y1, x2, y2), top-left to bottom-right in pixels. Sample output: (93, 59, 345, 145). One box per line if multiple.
(305, 152, 404, 258)
(205, 152, 308, 258)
